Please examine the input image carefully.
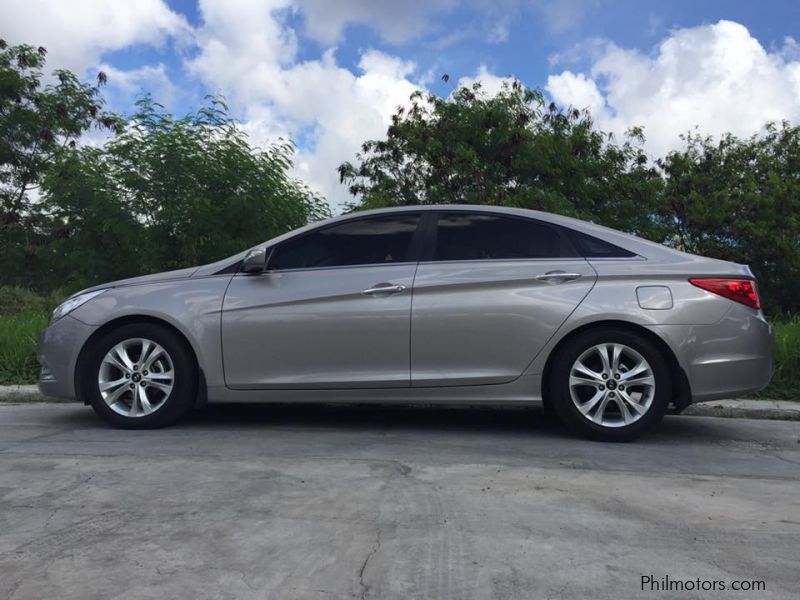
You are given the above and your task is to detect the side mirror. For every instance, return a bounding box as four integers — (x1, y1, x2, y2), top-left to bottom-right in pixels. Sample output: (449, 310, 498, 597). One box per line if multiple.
(241, 248, 268, 274)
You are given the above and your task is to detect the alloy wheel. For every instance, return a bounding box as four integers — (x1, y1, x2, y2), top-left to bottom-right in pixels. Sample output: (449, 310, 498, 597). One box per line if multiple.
(97, 338, 175, 417)
(568, 343, 656, 428)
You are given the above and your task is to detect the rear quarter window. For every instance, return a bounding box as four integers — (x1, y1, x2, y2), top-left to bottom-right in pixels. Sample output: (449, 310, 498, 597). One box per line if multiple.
(566, 229, 638, 258)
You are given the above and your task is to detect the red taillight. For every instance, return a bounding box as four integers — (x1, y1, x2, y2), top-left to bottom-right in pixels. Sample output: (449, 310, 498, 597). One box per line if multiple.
(689, 278, 761, 310)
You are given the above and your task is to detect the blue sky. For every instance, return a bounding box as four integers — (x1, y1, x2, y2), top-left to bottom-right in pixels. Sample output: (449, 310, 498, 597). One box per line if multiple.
(3, 0, 800, 209)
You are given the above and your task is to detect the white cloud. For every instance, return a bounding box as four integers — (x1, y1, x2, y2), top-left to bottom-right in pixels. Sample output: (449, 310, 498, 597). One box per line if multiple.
(547, 37, 609, 67)
(545, 70, 605, 113)
(275, 49, 418, 206)
(535, 0, 594, 33)
(98, 63, 178, 107)
(78, 125, 116, 149)
(779, 36, 800, 62)
(487, 17, 511, 44)
(296, 0, 584, 47)
(546, 20, 800, 157)
(0, 0, 191, 75)
(189, 0, 420, 210)
(295, 0, 458, 45)
(457, 65, 514, 96)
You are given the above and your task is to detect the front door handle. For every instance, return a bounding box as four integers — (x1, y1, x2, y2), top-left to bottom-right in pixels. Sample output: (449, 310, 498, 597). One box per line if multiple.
(362, 283, 407, 296)
(534, 271, 582, 283)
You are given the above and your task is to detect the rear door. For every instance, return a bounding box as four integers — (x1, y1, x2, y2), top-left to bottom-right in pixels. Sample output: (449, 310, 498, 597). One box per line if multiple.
(410, 211, 596, 386)
(222, 213, 422, 389)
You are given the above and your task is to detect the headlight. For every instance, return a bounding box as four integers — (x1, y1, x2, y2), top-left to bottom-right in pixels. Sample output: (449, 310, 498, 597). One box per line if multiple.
(51, 290, 107, 323)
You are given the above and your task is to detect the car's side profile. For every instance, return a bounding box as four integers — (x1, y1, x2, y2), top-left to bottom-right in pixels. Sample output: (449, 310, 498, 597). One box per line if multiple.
(37, 205, 773, 441)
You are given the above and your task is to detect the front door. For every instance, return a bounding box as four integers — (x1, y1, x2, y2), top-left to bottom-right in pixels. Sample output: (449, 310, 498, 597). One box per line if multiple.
(410, 211, 597, 386)
(222, 213, 422, 389)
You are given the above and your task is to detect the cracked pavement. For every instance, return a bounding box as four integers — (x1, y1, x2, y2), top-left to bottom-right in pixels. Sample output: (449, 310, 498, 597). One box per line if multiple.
(0, 403, 798, 599)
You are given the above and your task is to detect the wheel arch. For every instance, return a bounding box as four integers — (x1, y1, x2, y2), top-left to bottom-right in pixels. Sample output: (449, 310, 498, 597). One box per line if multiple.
(75, 315, 207, 408)
(541, 319, 691, 413)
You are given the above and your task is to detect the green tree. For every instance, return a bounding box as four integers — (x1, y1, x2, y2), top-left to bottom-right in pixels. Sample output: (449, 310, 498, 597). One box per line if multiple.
(37, 146, 146, 290)
(338, 81, 665, 239)
(40, 96, 330, 290)
(657, 123, 800, 315)
(0, 40, 120, 287)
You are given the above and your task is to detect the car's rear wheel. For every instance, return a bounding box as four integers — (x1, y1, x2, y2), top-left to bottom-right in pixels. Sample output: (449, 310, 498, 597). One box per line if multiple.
(549, 327, 671, 441)
(81, 323, 197, 428)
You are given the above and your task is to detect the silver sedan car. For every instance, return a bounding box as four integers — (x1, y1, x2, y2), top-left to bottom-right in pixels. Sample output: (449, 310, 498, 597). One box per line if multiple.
(38, 205, 773, 441)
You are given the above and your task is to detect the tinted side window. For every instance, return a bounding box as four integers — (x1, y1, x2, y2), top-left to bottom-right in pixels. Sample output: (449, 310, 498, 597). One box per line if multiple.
(433, 213, 575, 261)
(567, 229, 637, 258)
(269, 214, 421, 270)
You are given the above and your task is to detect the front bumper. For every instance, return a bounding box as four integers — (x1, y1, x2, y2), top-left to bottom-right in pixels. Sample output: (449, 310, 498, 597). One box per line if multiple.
(37, 315, 97, 400)
(651, 307, 774, 403)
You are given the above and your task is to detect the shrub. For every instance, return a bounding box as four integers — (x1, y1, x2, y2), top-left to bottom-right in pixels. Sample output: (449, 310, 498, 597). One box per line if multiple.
(759, 318, 800, 401)
(0, 286, 63, 316)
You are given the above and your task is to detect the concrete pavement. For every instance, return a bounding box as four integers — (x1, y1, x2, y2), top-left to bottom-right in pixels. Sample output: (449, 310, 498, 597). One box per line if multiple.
(682, 399, 800, 420)
(0, 403, 798, 599)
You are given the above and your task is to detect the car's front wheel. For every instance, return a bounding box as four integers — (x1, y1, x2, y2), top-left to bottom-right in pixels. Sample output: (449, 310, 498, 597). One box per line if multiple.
(549, 327, 671, 441)
(81, 323, 197, 428)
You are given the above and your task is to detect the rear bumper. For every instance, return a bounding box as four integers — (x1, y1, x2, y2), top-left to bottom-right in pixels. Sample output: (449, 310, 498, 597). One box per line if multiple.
(650, 308, 773, 403)
(37, 315, 97, 400)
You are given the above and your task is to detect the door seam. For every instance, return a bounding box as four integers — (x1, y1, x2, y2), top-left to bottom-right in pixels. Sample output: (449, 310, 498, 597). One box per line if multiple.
(408, 260, 421, 387)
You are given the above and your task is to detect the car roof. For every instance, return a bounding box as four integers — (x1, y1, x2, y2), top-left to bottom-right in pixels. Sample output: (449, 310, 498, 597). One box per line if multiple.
(334, 204, 677, 259)
(194, 203, 737, 276)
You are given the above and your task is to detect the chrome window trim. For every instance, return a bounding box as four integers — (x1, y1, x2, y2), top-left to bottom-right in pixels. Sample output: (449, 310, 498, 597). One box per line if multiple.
(417, 257, 591, 266)
(242, 261, 420, 276)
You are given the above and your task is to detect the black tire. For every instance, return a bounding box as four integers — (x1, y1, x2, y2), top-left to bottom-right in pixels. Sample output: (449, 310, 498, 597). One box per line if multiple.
(548, 327, 671, 442)
(80, 323, 197, 429)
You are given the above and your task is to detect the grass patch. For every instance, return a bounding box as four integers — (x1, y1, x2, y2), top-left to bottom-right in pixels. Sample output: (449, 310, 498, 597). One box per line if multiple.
(0, 391, 70, 403)
(0, 311, 50, 384)
(0, 286, 62, 385)
(0, 286, 62, 316)
(757, 317, 800, 401)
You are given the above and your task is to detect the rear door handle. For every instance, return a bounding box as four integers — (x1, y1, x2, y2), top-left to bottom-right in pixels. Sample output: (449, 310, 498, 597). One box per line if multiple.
(362, 283, 407, 296)
(534, 271, 582, 283)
